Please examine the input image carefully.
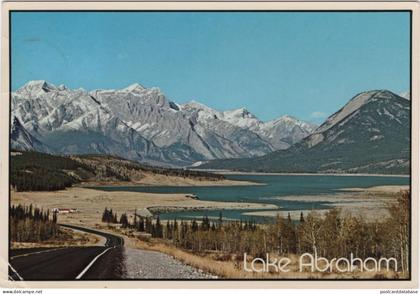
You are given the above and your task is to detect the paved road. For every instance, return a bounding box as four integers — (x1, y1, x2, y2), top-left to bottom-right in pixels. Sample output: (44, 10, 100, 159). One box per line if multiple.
(9, 224, 125, 281)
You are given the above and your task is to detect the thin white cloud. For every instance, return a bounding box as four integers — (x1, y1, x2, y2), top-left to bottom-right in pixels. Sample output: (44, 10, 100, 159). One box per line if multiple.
(310, 111, 327, 119)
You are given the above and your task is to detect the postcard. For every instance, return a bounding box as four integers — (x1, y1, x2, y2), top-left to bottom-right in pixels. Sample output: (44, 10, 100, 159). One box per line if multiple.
(0, 1, 418, 289)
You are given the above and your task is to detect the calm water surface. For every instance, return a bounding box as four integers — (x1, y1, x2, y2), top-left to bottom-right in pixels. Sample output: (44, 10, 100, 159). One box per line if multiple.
(94, 174, 409, 222)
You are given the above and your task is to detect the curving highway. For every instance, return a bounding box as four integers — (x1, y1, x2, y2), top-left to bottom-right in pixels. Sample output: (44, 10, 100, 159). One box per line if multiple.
(9, 224, 125, 281)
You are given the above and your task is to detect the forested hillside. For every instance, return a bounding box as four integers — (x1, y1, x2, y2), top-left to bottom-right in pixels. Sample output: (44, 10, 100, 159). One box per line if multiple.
(200, 90, 410, 174)
(10, 151, 224, 192)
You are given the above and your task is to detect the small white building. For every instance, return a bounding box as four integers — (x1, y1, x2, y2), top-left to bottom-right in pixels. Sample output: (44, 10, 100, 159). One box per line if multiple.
(52, 208, 78, 214)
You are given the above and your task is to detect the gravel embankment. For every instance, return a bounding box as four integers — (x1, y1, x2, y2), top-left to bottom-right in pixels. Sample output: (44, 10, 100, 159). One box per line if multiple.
(123, 247, 217, 279)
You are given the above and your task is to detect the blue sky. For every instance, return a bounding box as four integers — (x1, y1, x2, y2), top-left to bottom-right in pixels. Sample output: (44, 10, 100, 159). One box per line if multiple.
(11, 12, 410, 123)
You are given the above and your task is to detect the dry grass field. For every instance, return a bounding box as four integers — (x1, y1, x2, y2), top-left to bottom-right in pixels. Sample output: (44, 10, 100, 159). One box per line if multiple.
(11, 187, 277, 227)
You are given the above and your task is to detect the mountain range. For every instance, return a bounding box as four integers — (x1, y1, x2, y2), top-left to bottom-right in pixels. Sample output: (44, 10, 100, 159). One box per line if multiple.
(10, 80, 316, 167)
(199, 90, 410, 174)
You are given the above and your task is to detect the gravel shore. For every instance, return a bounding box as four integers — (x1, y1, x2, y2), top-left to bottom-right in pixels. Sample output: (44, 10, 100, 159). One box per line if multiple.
(123, 247, 217, 279)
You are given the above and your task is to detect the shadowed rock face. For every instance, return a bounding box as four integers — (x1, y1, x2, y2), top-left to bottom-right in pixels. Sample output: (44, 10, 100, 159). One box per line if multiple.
(10, 80, 315, 166)
(200, 90, 410, 174)
(10, 116, 50, 153)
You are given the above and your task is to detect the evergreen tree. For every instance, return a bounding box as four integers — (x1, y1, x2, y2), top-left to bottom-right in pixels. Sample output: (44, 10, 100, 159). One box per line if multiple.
(120, 213, 129, 228)
(155, 215, 163, 238)
(300, 212, 305, 223)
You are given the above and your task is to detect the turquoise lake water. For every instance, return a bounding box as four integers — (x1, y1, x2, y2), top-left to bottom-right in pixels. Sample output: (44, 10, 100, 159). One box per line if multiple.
(94, 174, 409, 222)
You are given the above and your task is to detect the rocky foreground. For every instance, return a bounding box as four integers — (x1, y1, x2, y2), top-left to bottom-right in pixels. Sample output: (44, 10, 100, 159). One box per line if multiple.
(123, 247, 217, 279)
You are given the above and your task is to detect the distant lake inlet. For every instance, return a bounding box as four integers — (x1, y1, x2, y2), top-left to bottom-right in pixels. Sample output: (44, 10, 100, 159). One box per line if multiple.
(93, 174, 409, 222)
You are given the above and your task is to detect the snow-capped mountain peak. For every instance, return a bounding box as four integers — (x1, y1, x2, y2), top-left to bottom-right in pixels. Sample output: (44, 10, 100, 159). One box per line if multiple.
(122, 83, 146, 92)
(17, 80, 57, 95)
(220, 107, 261, 131)
(57, 84, 67, 91)
(11, 80, 318, 166)
(200, 89, 410, 175)
(264, 115, 317, 132)
(223, 107, 255, 119)
(23, 80, 54, 89)
(267, 115, 297, 126)
(182, 100, 214, 111)
(277, 114, 293, 120)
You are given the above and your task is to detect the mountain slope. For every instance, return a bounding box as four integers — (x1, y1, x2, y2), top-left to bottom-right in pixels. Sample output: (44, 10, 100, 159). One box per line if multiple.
(182, 102, 316, 151)
(11, 81, 176, 165)
(199, 90, 410, 174)
(218, 107, 317, 149)
(257, 115, 317, 148)
(11, 80, 315, 166)
(10, 116, 50, 152)
(91, 88, 274, 160)
(180, 102, 275, 158)
(10, 151, 225, 192)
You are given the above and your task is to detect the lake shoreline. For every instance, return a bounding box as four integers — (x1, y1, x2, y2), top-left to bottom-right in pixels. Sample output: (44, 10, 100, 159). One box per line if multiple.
(86, 177, 409, 222)
(242, 184, 409, 221)
(193, 169, 410, 178)
(11, 187, 277, 227)
(76, 178, 263, 188)
(11, 174, 410, 225)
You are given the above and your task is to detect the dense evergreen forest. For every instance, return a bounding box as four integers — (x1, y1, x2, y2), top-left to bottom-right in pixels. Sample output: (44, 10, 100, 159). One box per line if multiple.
(10, 151, 94, 191)
(10, 150, 225, 192)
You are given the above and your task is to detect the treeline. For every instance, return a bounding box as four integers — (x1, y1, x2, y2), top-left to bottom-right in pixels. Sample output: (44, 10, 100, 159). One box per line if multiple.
(10, 151, 93, 191)
(101, 207, 165, 237)
(71, 155, 132, 182)
(75, 154, 225, 181)
(10, 204, 60, 242)
(139, 165, 225, 181)
(108, 190, 410, 274)
(12, 167, 78, 191)
(102, 207, 119, 223)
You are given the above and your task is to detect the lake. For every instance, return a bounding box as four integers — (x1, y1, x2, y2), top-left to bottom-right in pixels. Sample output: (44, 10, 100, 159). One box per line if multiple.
(94, 174, 409, 222)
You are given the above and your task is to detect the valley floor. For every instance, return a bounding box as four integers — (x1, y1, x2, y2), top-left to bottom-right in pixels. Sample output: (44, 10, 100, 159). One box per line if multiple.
(11, 187, 277, 227)
(9, 183, 410, 280)
(242, 185, 409, 221)
(11, 183, 409, 227)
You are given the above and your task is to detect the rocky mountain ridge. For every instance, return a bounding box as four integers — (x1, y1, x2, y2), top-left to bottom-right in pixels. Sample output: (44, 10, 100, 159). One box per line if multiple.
(199, 90, 410, 174)
(11, 80, 316, 166)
